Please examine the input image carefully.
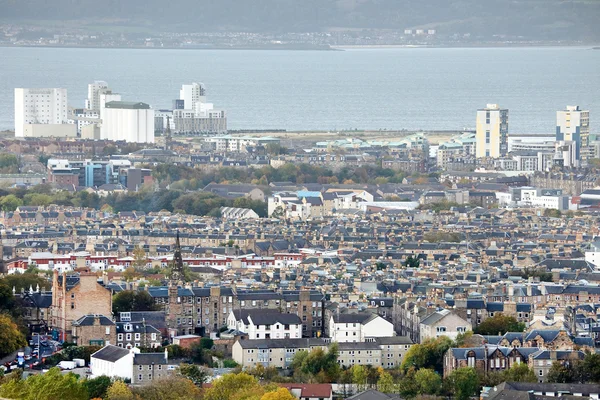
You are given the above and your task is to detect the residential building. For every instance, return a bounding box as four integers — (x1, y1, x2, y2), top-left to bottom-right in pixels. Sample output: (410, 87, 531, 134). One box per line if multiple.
(90, 345, 175, 385)
(228, 309, 303, 339)
(116, 321, 162, 349)
(329, 313, 394, 342)
(50, 268, 113, 341)
(14, 88, 68, 137)
(556, 105, 590, 164)
(71, 314, 116, 347)
(475, 104, 509, 158)
(419, 309, 471, 343)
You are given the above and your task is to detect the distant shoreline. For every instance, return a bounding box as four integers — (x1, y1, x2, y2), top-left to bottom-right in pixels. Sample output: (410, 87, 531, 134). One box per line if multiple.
(0, 43, 340, 51)
(0, 43, 598, 51)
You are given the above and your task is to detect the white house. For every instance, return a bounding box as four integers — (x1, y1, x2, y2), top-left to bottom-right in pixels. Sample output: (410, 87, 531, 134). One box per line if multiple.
(585, 239, 600, 269)
(228, 310, 302, 340)
(90, 345, 137, 381)
(329, 313, 394, 343)
(419, 309, 471, 343)
(90, 345, 175, 385)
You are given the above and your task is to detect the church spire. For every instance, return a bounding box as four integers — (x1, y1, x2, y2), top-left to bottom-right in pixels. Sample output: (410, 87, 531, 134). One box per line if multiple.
(170, 231, 184, 281)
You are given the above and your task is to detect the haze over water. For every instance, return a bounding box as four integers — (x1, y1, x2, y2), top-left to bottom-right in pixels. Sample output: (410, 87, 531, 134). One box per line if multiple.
(0, 46, 598, 133)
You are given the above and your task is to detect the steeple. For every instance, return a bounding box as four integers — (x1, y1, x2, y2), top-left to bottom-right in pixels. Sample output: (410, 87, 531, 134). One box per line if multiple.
(170, 231, 184, 282)
(165, 115, 172, 151)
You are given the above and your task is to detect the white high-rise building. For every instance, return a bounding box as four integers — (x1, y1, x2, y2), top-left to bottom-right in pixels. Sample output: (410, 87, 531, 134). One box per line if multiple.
(85, 81, 110, 111)
(100, 101, 154, 143)
(173, 82, 227, 134)
(475, 104, 509, 158)
(557, 105, 590, 164)
(14, 88, 68, 137)
(179, 82, 206, 110)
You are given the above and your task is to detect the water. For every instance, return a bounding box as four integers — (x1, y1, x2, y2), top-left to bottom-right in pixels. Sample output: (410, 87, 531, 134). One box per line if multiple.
(0, 46, 598, 133)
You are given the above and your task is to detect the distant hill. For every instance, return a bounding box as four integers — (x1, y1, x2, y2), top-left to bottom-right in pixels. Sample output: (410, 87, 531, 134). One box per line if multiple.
(1, 0, 599, 40)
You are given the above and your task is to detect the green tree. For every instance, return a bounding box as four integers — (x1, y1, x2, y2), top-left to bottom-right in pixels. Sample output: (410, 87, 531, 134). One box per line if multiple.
(414, 369, 442, 395)
(352, 365, 368, 392)
(290, 343, 339, 383)
(106, 380, 134, 400)
(377, 371, 395, 393)
(546, 361, 574, 383)
(112, 290, 159, 314)
(0, 194, 23, 211)
(0, 273, 50, 293)
(83, 375, 112, 399)
(502, 363, 538, 383)
(403, 255, 420, 269)
(401, 336, 453, 374)
(474, 314, 526, 335)
(0, 314, 27, 358)
(200, 337, 214, 349)
(445, 367, 479, 400)
(0, 367, 88, 400)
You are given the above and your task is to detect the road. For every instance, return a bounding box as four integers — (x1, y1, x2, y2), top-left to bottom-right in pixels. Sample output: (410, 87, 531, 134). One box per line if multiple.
(3, 334, 59, 372)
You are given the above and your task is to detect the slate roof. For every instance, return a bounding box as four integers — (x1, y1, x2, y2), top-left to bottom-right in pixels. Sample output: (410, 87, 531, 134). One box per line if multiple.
(133, 353, 168, 365)
(73, 314, 115, 326)
(91, 345, 130, 362)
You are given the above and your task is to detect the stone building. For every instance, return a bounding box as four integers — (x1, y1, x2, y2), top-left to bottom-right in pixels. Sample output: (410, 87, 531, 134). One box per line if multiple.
(71, 314, 116, 346)
(51, 268, 112, 341)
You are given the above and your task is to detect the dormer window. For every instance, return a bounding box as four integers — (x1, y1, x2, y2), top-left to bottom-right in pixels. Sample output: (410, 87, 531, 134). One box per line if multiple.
(125, 323, 133, 332)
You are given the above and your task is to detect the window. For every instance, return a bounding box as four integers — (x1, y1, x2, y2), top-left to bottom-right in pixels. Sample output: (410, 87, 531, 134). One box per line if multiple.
(436, 327, 447, 333)
(139, 365, 143, 371)
(138, 374, 143, 381)
(105, 327, 111, 335)
(148, 374, 152, 380)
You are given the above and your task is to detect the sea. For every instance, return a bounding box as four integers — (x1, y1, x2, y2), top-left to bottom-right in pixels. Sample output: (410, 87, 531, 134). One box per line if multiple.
(0, 46, 598, 133)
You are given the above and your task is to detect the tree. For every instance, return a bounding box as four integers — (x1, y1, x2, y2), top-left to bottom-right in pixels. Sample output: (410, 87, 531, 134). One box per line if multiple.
(106, 380, 134, 400)
(403, 255, 420, 269)
(260, 388, 295, 400)
(377, 371, 395, 393)
(401, 336, 453, 374)
(352, 365, 368, 392)
(203, 373, 262, 400)
(0, 367, 88, 400)
(474, 314, 526, 335)
(83, 375, 112, 399)
(290, 343, 339, 383)
(502, 363, 537, 383)
(132, 376, 201, 400)
(0, 194, 22, 211)
(132, 246, 147, 269)
(200, 337, 214, 349)
(112, 290, 159, 314)
(414, 369, 442, 395)
(0, 314, 27, 358)
(445, 367, 479, 400)
(546, 362, 574, 383)
(0, 273, 50, 293)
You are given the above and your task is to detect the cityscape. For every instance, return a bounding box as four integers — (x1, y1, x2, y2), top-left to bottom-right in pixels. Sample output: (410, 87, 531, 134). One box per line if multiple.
(1, 2, 600, 399)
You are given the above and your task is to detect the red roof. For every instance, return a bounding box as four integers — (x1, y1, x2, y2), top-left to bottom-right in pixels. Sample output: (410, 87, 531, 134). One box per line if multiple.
(279, 383, 332, 398)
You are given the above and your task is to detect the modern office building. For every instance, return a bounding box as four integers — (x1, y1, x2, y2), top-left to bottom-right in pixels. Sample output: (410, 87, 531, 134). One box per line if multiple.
(14, 88, 68, 137)
(475, 104, 509, 158)
(100, 101, 155, 143)
(556, 105, 590, 165)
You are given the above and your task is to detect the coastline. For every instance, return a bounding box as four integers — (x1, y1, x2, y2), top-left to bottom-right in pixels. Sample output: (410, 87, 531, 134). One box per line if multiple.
(0, 42, 598, 51)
